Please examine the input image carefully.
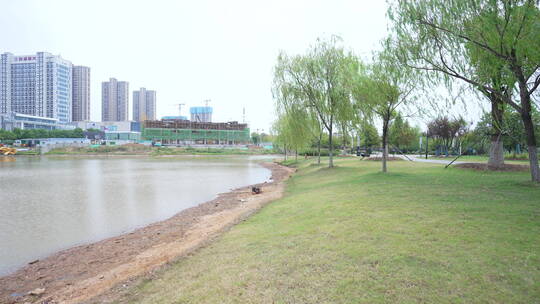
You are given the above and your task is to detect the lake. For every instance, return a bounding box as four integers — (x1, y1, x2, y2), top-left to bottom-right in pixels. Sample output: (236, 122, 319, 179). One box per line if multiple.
(0, 156, 272, 275)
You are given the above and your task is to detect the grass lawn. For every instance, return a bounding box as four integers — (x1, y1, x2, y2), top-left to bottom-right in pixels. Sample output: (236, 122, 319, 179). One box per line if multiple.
(428, 155, 535, 165)
(113, 159, 540, 304)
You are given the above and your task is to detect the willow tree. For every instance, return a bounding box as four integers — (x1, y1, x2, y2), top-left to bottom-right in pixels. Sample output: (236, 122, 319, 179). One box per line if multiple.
(353, 47, 415, 173)
(272, 116, 290, 160)
(273, 52, 324, 165)
(307, 37, 358, 167)
(388, 0, 540, 182)
(274, 91, 318, 162)
(272, 110, 311, 162)
(273, 36, 358, 168)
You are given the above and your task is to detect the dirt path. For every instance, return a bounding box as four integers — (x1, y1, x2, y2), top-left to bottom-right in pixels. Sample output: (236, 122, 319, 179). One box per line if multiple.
(0, 162, 294, 304)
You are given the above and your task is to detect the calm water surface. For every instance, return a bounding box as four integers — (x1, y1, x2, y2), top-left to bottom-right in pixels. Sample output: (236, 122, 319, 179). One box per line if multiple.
(0, 156, 272, 275)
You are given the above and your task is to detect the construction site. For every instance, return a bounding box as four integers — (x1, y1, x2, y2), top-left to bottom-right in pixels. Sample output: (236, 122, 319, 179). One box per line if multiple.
(142, 119, 250, 146)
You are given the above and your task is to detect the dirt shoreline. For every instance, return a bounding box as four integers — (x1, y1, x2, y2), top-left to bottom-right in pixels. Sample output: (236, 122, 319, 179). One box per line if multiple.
(0, 162, 294, 304)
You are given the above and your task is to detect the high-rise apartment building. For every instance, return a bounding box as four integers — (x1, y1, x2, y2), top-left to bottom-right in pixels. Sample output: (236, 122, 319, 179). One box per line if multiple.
(133, 88, 156, 121)
(102, 78, 129, 121)
(0, 52, 73, 123)
(72, 66, 90, 121)
(190, 106, 213, 122)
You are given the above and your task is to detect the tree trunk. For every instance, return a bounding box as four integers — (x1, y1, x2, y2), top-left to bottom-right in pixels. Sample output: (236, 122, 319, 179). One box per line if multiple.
(488, 138, 504, 168)
(351, 132, 354, 153)
(382, 119, 389, 173)
(513, 66, 540, 182)
(488, 95, 505, 169)
(521, 110, 540, 182)
(328, 129, 334, 168)
(425, 135, 429, 159)
(317, 134, 322, 166)
(295, 149, 298, 162)
(328, 116, 334, 168)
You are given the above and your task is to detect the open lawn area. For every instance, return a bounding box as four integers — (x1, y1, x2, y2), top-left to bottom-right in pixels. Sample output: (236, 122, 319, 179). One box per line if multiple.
(428, 155, 535, 165)
(112, 159, 540, 304)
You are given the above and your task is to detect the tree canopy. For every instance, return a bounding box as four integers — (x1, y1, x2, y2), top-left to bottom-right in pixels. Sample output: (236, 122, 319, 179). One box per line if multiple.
(272, 36, 358, 167)
(388, 0, 540, 181)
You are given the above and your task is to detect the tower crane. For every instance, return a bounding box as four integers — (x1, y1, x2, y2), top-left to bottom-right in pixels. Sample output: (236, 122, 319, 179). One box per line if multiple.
(171, 103, 185, 117)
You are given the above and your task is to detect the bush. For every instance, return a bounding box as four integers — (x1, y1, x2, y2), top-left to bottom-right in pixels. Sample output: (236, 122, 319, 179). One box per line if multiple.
(504, 152, 529, 160)
(298, 148, 331, 157)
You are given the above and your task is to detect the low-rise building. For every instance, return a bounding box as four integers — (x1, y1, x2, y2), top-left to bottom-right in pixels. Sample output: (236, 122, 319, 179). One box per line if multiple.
(15, 138, 90, 153)
(0, 112, 75, 131)
(71, 121, 141, 132)
(104, 131, 141, 141)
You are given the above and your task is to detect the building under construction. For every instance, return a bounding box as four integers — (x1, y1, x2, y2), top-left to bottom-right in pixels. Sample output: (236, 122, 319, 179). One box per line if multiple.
(142, 119, 250, 145)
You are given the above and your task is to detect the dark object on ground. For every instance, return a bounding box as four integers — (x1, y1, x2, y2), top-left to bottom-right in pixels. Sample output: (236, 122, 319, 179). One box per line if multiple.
(355, 151, 370, 158)
(454, 163, 529, 172)
(356, 147, 372, 158)
(251, 187, 261, 194)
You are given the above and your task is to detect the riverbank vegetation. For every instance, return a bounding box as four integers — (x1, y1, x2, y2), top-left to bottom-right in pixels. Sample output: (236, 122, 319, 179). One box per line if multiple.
(44, 145, 277, 156)
(271, 0, 540, 182)
(109, 158, 540, 303)
(0, 128, 85, 141)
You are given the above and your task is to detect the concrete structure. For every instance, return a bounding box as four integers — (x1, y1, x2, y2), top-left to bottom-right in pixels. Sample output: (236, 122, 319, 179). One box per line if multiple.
(102, 78, 129, 121)
(142, 119, 250, 145)
(0, 52, 72, 123)
(190, 106, 212, 122)
(72, 66, 91, 121)
(133, 88, 156, 121)
(0, 112, 75, 131)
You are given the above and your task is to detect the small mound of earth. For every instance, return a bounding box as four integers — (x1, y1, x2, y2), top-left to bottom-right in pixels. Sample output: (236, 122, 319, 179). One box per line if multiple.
(365, 156, 403, 161)
(455, 163, 529, 172)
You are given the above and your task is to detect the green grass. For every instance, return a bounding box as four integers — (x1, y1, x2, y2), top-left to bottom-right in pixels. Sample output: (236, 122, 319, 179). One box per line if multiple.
(112, 159, 540, 304)
(429, 155, 536, 164)
(13, 150, 39, 155)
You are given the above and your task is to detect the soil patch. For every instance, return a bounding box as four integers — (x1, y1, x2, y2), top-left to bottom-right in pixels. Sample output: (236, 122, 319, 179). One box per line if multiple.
(0, 162, 294, 304)
(455, 162, 529, 172)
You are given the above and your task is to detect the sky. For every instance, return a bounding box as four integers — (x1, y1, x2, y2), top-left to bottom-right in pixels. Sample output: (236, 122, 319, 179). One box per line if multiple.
(0, 0, 393, 132)
(0, 0, 487, 133)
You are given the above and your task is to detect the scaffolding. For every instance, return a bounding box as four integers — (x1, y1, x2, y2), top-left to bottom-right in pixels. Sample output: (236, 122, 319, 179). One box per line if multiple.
(142, 120, 250, 145)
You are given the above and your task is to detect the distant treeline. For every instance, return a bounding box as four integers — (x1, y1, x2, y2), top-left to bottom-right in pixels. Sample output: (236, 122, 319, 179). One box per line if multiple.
(0, 128, 84, 140)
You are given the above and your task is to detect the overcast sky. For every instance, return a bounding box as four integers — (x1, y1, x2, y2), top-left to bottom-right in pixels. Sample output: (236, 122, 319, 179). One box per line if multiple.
(1, 0, 487, 132)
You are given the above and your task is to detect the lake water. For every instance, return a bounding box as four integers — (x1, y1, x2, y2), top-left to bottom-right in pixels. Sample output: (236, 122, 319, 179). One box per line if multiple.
(0, 156, 272, 275)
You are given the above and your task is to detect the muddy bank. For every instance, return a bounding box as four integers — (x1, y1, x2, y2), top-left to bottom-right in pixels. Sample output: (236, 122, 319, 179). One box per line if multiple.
(0, 162, 294, 304)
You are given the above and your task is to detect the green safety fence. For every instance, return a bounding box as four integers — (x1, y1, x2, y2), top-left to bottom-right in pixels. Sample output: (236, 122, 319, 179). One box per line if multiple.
(141, 128, 250, 142)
